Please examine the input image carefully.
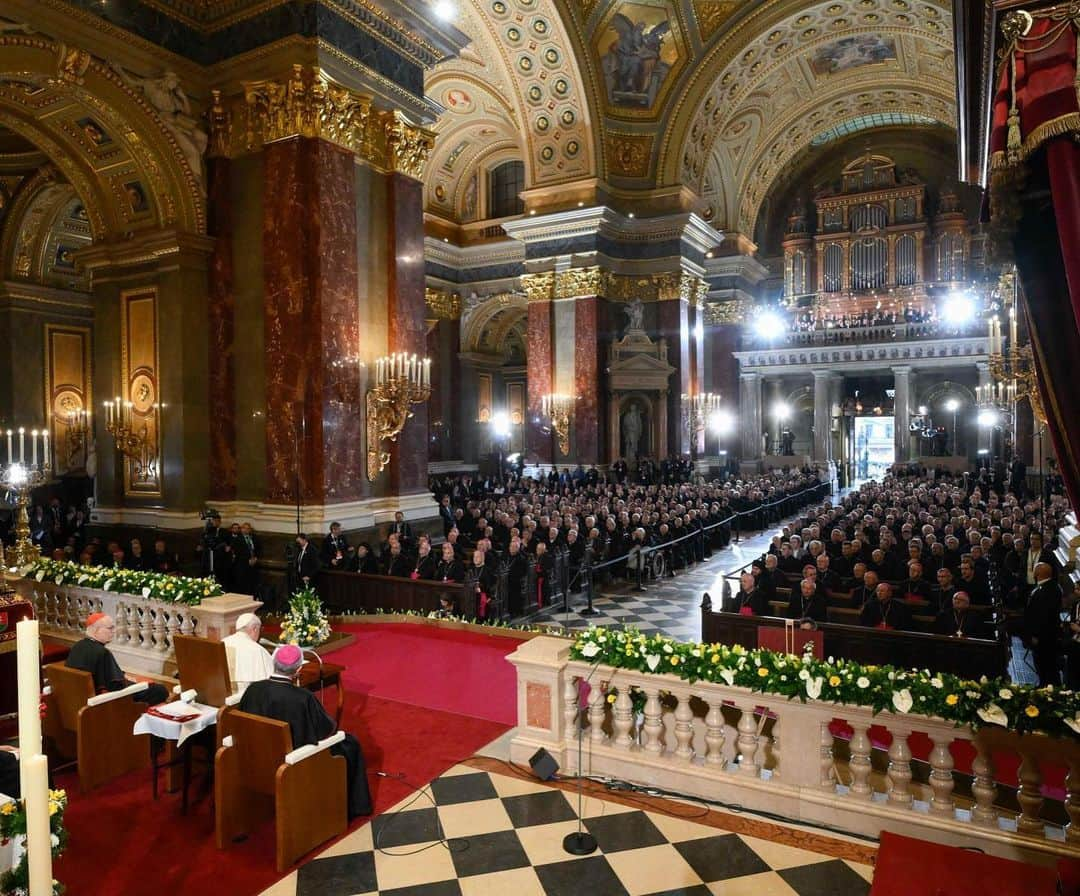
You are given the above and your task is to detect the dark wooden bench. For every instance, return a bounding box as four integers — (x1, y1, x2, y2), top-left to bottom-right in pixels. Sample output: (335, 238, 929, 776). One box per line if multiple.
(319, 570, 472, 617)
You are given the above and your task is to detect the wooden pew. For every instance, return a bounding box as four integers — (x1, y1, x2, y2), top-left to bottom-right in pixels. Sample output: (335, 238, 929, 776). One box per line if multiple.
(701, 609, 1006, 679)
(319, 570, 471, 616)
(174, 634, 234, 707)
(43, 663, 151, 792)
(215, 708, 347, 871)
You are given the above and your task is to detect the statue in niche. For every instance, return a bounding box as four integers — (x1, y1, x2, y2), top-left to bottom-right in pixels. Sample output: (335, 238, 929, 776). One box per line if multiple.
(622, 402, 643, 459)
(622, 299, 645, 336)
(110, 64, 208, 190)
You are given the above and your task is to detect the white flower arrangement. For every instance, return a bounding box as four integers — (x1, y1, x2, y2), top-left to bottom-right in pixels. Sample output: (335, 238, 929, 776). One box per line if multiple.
(29, 558, 221, 606)
(279, 586, 331, 648)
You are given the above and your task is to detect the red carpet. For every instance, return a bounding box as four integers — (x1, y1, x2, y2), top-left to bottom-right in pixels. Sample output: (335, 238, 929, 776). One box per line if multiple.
(870, 831, 1057, 895)
(52, 623, 520, 896)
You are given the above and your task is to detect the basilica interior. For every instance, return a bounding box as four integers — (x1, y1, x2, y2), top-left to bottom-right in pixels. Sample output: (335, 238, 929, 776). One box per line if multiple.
(2, 0, 1080, 894)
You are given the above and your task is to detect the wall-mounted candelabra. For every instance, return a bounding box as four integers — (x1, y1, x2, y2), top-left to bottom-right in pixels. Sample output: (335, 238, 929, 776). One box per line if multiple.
(2, 428, 51, 569)
(59, 407, 91, 467)
(541, 393, 574, 456)
(985, 267, 1046, 424)
(103, 396, 157, 483)
(366, 352, 431, 480)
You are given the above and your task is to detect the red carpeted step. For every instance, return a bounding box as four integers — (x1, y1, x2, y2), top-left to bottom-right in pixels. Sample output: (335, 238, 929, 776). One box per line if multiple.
(870, 831, 1057, 895)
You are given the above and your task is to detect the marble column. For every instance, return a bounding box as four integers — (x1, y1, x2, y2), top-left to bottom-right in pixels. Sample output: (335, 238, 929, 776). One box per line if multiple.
(527, 300, 553, 464)
(977, 361, 992, 456)
(739, 371, 763, 461)
(829, 374, 844, 464)
(893, 366, 913, 464)
(690, 303, 706, 458)
(658, 298, 691, 457)
(813, 371, 835, 463)
(573, 297, 600, 464)
(767, 379, 784, 453)
(262, 137, 362, 506)
(207, 155, 237, 502)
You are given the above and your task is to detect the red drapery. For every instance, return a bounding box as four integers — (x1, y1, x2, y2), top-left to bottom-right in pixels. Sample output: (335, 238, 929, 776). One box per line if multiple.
(990, 8, 1080, 511)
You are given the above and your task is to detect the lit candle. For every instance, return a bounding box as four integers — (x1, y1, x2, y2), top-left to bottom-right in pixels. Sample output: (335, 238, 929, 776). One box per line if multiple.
(1009, 307, 1017, 347)
(5, 429, 10, 464)
(42, 430, 49, 468)
(30, 430, 37, 468)
(23, 754, 52, 896)
(424, 358, 431, 388)
(16, 619, 42, 791)
(18, 427, 24, 462)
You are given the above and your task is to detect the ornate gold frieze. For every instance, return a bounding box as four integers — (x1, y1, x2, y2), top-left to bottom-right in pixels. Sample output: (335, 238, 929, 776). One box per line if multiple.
(524, 268, 708, 304)
(692, 1, 741, 43)
(209, 64, 433, 179)
(522, 271, 555, 303)
(55, 44, 91, 85)
(703, 299, 746, 324)
(425, 287, 461, 320)
(554, 266, 604, 299)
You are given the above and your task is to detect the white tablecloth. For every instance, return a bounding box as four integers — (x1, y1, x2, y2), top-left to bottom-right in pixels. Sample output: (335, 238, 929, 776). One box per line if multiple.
(133, 701, 218, 747)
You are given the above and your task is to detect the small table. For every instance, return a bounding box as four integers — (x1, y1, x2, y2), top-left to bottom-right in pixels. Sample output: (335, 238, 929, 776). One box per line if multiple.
(133, 701, 218, 813)
(297, 661, 345, 727)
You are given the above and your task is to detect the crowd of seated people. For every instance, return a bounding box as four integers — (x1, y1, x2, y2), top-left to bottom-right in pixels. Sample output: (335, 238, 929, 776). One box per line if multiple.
(790, 306, 936, 333)
(721, 465, 1073, 685)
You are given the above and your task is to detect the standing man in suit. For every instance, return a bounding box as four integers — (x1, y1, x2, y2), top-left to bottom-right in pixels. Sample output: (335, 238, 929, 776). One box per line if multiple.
(439, 496, 455, 536)
(321, 521, 349, 571)
(1025, 562, 1063, 686)
(390, 511, 414, 549)
(295, 533, 320, 588)
(232, 522, 261, 595)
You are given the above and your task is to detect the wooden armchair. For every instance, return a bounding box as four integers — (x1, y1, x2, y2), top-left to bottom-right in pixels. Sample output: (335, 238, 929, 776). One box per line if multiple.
(43, 663, 150, 792)
(215, 708, 347, 871)
(173, 634, 234, 707)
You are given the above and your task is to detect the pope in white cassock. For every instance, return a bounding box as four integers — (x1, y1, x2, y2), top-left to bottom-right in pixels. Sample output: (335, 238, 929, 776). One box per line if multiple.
(223, 612, 274, 696)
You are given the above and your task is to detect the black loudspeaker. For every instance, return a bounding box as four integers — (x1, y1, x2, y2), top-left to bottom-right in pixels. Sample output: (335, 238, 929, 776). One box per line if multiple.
(529, 747, 559, 781)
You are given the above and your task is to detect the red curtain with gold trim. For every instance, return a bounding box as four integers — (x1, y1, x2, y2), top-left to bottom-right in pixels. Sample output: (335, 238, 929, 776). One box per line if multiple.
(990, 8, 1080, 510)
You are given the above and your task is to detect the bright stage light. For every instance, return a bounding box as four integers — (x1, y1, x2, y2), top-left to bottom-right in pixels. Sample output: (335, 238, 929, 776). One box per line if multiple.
(977, 408, 999, 427)
(942, 291, 976, 326)
(432, 0, 455, 20)
(708, 409, 735, 435)
(754, 309, 785, 342)
(772, 402, 791, 421)
(490, 411, 511, 439)
(944, 398, 960, 412)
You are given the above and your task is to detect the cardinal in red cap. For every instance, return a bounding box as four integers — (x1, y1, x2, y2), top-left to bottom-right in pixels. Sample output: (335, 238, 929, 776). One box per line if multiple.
(65, 612, 169, 704)
(238, 642, 372, 818)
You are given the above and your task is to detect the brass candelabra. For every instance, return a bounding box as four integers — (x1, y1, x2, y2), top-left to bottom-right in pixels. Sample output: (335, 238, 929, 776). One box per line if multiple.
(541, 393, 574, 457)
(60, 407, 91, 468)
(103, 397, 157, 483)
(986, 267, 1046, 424)
(2, 428, 51, 569)
(366, 353, 431, 480)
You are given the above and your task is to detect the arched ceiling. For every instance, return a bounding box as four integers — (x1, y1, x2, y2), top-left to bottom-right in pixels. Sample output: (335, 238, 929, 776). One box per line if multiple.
(425, 0, 602, 222)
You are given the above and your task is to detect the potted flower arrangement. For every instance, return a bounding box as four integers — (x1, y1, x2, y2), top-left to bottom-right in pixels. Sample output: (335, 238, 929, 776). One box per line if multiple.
(0, 788, 68, 895)
(279, 586, 331, 648)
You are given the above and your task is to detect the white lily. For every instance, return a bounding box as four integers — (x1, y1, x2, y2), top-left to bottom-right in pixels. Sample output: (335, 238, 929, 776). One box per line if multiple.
(805, 677, 823, 700)
(580, 641, 601, 659)
(719, 668, 736, 686)
(892, 689, 913, 714)
(977, 703, 1009, 727)
(646, 654, 661, 672)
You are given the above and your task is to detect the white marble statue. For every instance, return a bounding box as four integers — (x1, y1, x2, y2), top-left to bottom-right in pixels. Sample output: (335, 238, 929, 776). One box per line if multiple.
(622, 403, 643, 458)
(623, 299, 645, 335)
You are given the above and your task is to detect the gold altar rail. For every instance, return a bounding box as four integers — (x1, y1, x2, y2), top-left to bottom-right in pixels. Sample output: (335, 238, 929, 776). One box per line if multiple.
(508, 636, 1080, 867)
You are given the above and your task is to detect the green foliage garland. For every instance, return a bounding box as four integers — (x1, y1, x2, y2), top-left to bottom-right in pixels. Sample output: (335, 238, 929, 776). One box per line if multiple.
(29, 559, 221, 606)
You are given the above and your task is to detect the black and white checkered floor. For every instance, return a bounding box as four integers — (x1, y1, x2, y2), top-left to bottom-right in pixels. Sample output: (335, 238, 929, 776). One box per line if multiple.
(260, 762, 874, 896)
(524, 528, 780, 643)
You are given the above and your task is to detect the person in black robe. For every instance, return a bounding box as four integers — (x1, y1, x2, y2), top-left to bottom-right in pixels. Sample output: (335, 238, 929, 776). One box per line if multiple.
(934, 591, 986, 638)
(858, 584, 913, 631)
(66, 613, 168, 704)
(434, 543, 465, 583)
(0, 749, 20, 798)
(239, 645, 372, 819)
(786, 578, 828, 624)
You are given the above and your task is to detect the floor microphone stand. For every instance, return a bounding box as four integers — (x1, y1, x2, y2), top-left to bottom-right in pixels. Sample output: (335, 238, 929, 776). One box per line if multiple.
(563, 662, 600, 856)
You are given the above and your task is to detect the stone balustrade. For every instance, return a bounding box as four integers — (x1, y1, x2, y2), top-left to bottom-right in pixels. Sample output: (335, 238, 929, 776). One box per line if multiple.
(508, 636, 1080, 866)
(10, 575, 261, 677)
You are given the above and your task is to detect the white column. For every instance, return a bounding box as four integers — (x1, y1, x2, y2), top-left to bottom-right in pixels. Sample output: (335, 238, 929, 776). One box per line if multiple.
(768, 379, 783, 452)
(893, 366, 912, 465)
(977, 361, 992, 457)
(739, 371, 763, 460)
(813, 371, 834, 463)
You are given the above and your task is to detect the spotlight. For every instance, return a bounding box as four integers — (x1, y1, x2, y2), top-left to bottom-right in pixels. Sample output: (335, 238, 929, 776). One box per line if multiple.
(432, 0, 455, 19)
(708, 409, 735, 435)
(942, 291, 976, 326)
(944, 398, 960, 412)
(772, 402, 791, 421)
(491, 411, 511, 439)
(754, 309, 785, 342)
(977, 409, 999, 427)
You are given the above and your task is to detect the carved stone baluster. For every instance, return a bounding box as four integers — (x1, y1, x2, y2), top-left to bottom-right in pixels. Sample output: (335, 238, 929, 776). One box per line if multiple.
(820, 721, 836, 790)
(165, 609, 180, 653)
(1016, 749, 1045, 837)
(111, 602, 125, 644)
(886, 727, 913, 807)
(1066, 761, 1080, 844)
(138, 605, 153, 650)
(563, 676, 579, 736)
(737, 705, 760, 777)
(673, 693, 694, 762)
(971, 743, 998, 826)
(153, 609, 168, 653)
(642, 688, 663, 755)
(178, 609, 194, 636)
(928, 732, 955, 817)
(704, 699, 726, 766)
(587, 683, 606, 746)
(612, 688, 634, 749)
(848, 723, 873, 798)
(765, 715, 778, 778)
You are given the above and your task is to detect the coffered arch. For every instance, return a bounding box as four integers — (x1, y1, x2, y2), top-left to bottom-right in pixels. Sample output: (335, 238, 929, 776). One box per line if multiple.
(462, 291, 528, 355)
(0, 34, 205, 240)
(658, 0, 956, 233)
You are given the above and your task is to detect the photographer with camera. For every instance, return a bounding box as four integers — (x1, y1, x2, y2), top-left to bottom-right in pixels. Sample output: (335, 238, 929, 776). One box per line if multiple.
(196, 509, 230, 589)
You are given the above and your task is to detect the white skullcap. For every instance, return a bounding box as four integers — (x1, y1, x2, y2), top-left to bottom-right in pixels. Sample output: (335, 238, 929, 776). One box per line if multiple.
(235, 612, 259, 631)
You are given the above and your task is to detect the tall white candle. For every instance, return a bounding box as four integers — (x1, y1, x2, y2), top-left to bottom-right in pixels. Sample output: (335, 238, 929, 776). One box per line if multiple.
(30, 430, 37, 469)
(16, 620, 42, 794)
(42, 430, 49, 469)
(5, 429, 10, 464)
(18, 428, 24, 462)
(23, 754, 52, 896)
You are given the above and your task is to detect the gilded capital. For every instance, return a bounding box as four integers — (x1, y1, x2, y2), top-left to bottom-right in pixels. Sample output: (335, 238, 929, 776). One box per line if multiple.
(554, 266, 604, 299)
(386, 112, 435, 181)
(522, 271, 555, 303)
(425, 287, 461, 320)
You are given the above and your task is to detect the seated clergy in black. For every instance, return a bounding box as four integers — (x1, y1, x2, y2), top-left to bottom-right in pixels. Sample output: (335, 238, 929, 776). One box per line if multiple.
(471, 548, 499, 617)
(787, 577, 828, 624)
(858, 583, 913, 631)
(66, 612, 169, 704)
(850, 569, 879, 609)
(411, 540, 437, 580)
(382, 539, 410, 578)
(934, 590, 986, 638)
(900, 560, 932, 603)
(725, 572, 770, 616)
(434, 542, 465, 583)
(239, 644, 372, 819)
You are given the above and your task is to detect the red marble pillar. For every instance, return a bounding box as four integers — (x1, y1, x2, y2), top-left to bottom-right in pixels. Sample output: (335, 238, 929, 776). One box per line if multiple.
(386, 173, 428, 495)
(527, 300, 553, 463)
(207, 156, 237, 501)
(262, 138, 362, 505)
(657, 298, 690, 457)
(574, 296, 600, 464)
